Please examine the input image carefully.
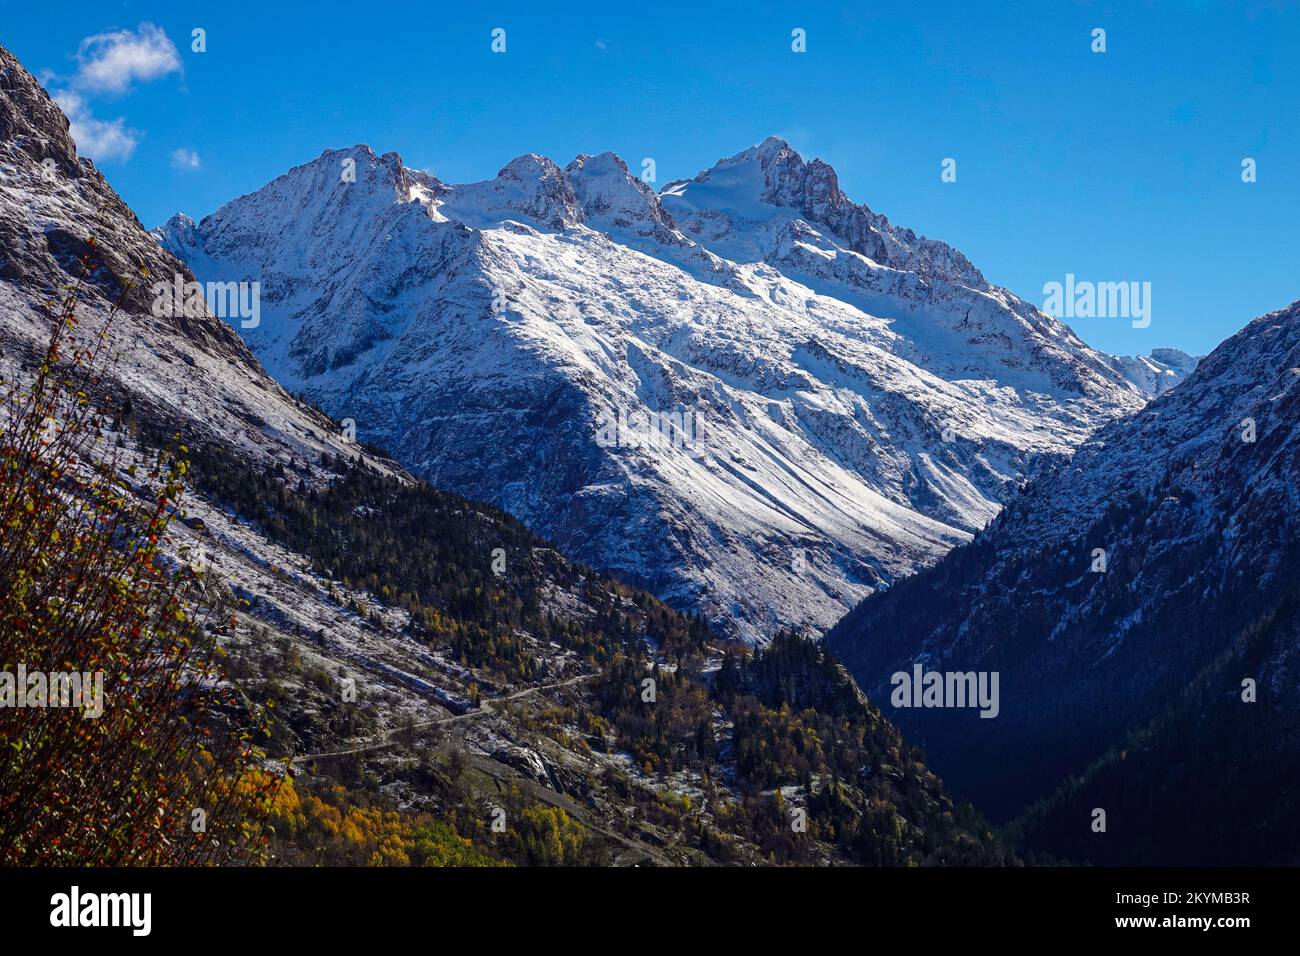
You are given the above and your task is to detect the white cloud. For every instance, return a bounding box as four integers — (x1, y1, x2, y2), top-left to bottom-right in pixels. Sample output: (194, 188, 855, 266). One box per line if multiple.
(73, 23, 181, 94)
(170, 148, 201, 171)
(46, 24, 181, 165)
(54, 90, 138, 163)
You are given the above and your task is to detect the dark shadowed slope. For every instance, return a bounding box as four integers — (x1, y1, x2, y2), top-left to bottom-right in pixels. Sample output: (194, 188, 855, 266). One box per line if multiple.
(827, 299, 1300, 861)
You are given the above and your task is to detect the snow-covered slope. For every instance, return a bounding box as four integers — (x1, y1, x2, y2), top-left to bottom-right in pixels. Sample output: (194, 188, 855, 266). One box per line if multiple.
(827, 299, 1300, 819)
(157, 139, 1163, 642)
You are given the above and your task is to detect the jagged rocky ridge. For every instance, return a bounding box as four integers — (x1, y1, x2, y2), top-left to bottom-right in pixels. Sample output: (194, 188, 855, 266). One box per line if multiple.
(155, 137, 1186, 642)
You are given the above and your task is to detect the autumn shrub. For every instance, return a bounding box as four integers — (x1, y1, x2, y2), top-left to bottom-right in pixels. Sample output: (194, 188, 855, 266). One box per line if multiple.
(262, 776, 502, 867)
(0, 235, 274, 865)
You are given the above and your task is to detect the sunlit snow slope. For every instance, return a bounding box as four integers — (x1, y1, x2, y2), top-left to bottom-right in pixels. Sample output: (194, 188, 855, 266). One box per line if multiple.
(157, 138, 1173, 641)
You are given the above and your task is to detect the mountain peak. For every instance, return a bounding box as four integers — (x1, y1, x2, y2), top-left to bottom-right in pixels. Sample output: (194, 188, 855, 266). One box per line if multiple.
(683, 137, 837, 209)
(662, 138, 985, 286)
(568, 150, 628, 176)
(497, 152, 565, 181)
(565, 151, 675, 232)
(1148, 346, 1199, 371)
(0, 44, 82, 179)
(745, 135, 797, 163)
(318, 144, 419, 192)
(1106, 348, 1201, 396)
(152, 212, 200, 260)
(438, 152, 582, 229)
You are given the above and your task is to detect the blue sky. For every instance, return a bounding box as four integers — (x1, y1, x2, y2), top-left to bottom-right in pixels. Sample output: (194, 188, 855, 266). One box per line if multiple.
(2, 0, 1297, 356)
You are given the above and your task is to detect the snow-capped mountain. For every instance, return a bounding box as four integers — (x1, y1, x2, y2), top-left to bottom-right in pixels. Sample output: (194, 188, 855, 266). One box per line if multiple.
(155, 138, 1180, 642)
(1106, 346, 1200, 397)
(827, 299, 1300, 833)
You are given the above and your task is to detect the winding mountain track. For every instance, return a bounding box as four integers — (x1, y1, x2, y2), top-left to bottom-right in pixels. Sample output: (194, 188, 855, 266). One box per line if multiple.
(290, 672, 595, 764)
